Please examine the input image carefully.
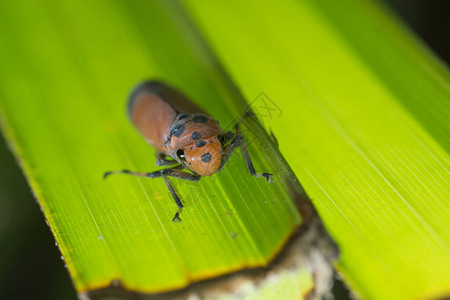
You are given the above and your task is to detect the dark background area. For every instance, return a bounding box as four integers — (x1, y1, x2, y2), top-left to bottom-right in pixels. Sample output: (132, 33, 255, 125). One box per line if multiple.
(0, 1, 448, 299)
(384, 0, 449, 66)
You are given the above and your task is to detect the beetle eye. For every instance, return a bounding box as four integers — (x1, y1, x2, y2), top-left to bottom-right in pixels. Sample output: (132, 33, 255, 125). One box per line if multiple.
(176, 149, 186, 161)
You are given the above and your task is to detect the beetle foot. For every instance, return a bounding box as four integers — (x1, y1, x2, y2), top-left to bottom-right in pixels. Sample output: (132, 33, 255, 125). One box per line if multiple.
(263, 173, 273, 183)
(172, 210, 182, 222)
(253, 172, 273, 183)
(172, 214, 182, 222)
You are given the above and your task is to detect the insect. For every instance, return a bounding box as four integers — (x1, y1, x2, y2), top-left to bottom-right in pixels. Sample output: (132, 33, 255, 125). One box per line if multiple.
(104, 80, 272, 222)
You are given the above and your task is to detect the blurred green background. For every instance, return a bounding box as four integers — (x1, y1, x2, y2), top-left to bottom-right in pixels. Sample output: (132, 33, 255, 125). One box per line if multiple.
(0, 1, 448, 299)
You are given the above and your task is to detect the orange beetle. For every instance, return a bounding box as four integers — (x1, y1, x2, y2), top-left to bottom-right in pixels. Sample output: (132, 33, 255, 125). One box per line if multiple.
(105, 81, 272, 221)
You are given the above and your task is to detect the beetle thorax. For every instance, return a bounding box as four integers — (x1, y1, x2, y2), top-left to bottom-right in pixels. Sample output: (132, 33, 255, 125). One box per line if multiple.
(166, 114, 222, 176)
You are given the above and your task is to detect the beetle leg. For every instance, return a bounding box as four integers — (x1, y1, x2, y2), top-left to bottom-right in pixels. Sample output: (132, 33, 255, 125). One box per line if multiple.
(218, 131, 235, 145)
(238, 132, 273, 182)
(155, 152, 178, 167)
(104, 167, 170, 179)
(104, 165, 201, 222)
(220, 123, 273, 182)
(159, 168, 201, 182)
(219, 134, 243, 170)
(156, 169, 201, 221)
(219, 111, 253, 142)
(104, 166, 201, 182)
(161, 174, 184, 222)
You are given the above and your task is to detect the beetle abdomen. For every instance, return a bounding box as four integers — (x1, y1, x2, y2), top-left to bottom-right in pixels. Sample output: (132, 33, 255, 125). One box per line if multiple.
(129, 81, 207, 116)
(168, 115, 221, 150)
(128, 82, 178, 153)
(128, 81, 213, 155)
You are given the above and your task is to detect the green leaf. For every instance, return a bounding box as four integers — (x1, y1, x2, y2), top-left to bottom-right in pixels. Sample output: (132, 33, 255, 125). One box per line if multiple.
(0, 0, 326, 297)
(181, 0, 450, 299)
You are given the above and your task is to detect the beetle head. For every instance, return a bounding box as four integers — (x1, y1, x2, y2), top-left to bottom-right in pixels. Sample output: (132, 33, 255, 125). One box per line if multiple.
(181, 137, 222, 176)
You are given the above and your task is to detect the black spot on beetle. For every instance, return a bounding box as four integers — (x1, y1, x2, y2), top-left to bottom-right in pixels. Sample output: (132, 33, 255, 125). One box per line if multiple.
(170, 123, 185, 137)
(178, 114, 189, 120)
(192, 132, 201, 140)
(201, 153, 211, 163)
(193, 115, 208, 123)
(195, 140, 206, 148)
